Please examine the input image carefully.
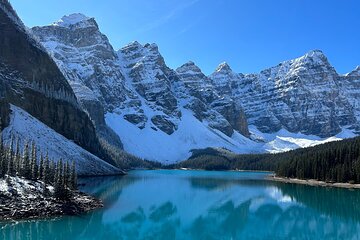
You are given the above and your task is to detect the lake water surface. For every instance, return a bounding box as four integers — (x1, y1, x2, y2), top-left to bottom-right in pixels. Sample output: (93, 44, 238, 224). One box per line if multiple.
(1, 170, 360, 239)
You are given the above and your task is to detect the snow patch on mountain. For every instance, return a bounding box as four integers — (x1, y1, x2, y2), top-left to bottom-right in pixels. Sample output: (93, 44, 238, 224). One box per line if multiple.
(106, 108, 261, 163)
(31, 14, 360, 163)
(249, 125, 356, 153)
(52, 13, 92, 28)
(2, 105, 121, 176)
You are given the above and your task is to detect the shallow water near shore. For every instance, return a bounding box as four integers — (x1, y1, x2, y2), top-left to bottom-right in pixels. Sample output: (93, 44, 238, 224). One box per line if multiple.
(1, 170, 360, 239)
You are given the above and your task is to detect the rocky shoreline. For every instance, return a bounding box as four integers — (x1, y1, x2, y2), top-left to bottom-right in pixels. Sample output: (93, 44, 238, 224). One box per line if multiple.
(268, 175, 360, 189)
(0, 177, 103, 222)
(0, 191, 103, 221)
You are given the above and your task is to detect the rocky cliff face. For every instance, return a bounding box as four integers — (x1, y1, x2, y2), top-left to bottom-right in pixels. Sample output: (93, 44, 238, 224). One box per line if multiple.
(176, 61, 249, 137)
(32, 14, 127, 111)
(31, 14, 124, 149)
(0, 1, 117, 168)
(338, 66, 360, 123)
(33, 16, 249, 140)
(0, 100, 10, 130)
(117, 41, 181, 134)
(31, 13, 360, 162)
(210, 50, 358, 137)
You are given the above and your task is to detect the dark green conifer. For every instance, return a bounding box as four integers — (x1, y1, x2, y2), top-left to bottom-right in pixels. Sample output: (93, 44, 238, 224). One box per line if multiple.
(22, 141, 31, 179)
(69, 161, 77, 190)
(0, 132, 5, 178)
(14, 138, 21, 176)
(38, 153, 44, 180)
(6, 137, 14, 176)
(42, 153, 50, 184)
(30, 142, 38, 180)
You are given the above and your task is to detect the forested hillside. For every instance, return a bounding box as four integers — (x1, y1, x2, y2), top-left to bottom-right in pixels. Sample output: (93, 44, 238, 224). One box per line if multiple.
(175, 137, 360, 183)
(0, 136, 77, 199)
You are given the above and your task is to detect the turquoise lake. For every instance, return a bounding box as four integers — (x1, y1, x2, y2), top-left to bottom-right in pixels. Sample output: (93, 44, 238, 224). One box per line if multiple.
(2, 170, 360, 240)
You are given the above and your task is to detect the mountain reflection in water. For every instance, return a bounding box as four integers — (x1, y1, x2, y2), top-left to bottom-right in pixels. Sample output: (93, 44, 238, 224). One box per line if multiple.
(1, 170, 360, 240)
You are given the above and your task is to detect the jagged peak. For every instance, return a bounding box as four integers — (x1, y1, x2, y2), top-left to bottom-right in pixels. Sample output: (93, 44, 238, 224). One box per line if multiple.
(293, 49, 329, 65)
(52, 13, 96, 28)
(124, 41, 142, 48)
(183, 61, 196, 66)
(144, 42, 158, 50)
(346, 65, 360, 77)
(305, 49, 325, 57)
(176, 61, 203, 74)
(215, 62, 232, 73)
(120, 41, 162, 58)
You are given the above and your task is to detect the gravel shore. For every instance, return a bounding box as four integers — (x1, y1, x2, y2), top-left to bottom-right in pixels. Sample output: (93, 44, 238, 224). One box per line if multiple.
(268, 175, 360, 189)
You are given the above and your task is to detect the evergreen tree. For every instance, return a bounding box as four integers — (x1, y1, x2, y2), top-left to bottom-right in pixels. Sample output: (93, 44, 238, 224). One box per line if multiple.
(38, 153, 44, 180)
(54, 159, 66, 199)
(69, 161, 77, 190)
(30, 142, 38, 180)
(2, 140, 8, 177)
(0, 132, 5, 178)
(64, 161, 69, 188)
(42, 153, 50, 184)
(49, 160, 55, 185)
(14, 138, 21, 176)
(22, 141, 31, 179)
(0, 135, 79, 198)
(6, 137, 15, 176)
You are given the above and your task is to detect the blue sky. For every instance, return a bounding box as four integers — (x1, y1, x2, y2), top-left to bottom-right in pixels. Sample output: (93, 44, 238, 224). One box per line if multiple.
(10, 0, 360, 75)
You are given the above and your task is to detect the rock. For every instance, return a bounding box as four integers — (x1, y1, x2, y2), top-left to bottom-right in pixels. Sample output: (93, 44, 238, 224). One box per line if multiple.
(124, 114, 147, 129)
(32, 14, 126, 150)
(0, 100, 10, 130)
(0, 177, 102, 221)
(210, 50, 358, 137)
(0, 1, 106, 159)
(177, 61, 249, 137)
(151, 115, 177, 135)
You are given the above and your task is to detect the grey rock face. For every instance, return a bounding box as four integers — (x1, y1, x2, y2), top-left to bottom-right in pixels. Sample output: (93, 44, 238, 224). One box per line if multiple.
(210, 50, 358, 137)
(0, 4, 111, 162)
(151, 115, 177, 135)
(32, 14, 251, 140)
(338, 67, 360, 128)
(32, 12, 360, 151)
(123, 114, 147, 129)
(176, 62, 249, 137)
(115, 41, 183, 134)
(118, 42, 179, 116)
(0, 100, 10, 130)
(32, 14, 126, 149)
(32, 14, 127, 111)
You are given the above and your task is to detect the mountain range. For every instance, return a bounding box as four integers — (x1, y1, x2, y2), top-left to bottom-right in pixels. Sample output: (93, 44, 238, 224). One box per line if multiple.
(1, 2, 359, 170)
(31, 13, 360, 163)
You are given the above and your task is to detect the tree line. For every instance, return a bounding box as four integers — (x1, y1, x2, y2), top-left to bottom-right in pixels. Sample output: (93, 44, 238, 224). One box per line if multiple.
(0, 135, 77, 199)
(274, 137, 360, 183)
(175, 137, 360, 184)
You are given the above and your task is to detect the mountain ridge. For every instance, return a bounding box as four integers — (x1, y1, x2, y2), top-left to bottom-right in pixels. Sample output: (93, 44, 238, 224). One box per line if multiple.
(30, 13, 360, 163)
(0, 1, 122, 174)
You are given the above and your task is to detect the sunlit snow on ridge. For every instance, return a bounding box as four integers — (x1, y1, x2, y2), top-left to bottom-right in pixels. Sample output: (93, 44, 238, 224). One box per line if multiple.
(106, 111, 357, 164)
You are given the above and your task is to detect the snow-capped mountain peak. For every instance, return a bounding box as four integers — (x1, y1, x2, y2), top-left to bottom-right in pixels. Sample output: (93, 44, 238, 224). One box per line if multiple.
(31, 14, 360, 164)
(346, 66, 360, 77)
(119, 41, 163, 64)
(292, 49, 331, 68)
(215, 62, 232, 73)
(176, 61, 205, 78)
(52, 13, 95, 28)
(144, 42, 159, 50)
(305, 49, 325, 57)
(121, 41, 143, 51)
